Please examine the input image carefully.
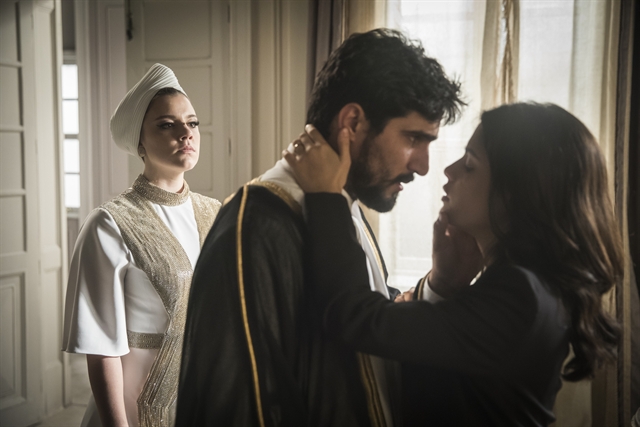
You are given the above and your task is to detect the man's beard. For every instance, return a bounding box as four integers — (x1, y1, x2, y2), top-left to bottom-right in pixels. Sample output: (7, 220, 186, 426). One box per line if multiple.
(347, 135, 413, 213)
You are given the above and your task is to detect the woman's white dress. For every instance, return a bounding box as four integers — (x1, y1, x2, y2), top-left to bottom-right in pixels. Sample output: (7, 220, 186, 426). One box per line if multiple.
(62, 178, 219, 426)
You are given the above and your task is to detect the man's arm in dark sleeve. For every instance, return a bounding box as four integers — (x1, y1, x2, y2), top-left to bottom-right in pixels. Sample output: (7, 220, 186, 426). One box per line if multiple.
(304, 192, 538, 378)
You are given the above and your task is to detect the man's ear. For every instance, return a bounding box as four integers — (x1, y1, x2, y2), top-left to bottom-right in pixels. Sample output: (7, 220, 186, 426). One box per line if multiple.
(336, 103, 369, 145)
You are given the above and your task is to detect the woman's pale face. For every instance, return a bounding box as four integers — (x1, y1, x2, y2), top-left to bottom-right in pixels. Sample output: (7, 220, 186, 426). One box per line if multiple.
(139, 93, 200, 176)
(441, 124, 493, 240)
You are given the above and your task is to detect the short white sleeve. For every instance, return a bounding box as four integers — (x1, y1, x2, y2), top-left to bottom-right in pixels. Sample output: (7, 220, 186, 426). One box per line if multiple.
(62, 208, 133, 356)
(63, 198, 204, 356)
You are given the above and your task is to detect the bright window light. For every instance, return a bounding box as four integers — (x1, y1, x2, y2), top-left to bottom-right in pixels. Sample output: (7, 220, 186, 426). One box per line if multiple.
(61, 63, 80, 210)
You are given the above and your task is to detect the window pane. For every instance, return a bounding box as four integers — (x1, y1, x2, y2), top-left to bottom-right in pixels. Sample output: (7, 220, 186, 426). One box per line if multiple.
(383, 0, 486, 290)
(63, 100, 79, 134)
(61, 64, 78, 99)
(518, 1, 574, 108)
(64, 139, 79, 173)
(65, 173, 80, 208)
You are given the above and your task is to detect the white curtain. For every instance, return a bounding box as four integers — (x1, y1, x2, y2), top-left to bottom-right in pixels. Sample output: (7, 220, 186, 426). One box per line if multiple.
(383, 1, 622, 425)
(382, 0, 487, 290)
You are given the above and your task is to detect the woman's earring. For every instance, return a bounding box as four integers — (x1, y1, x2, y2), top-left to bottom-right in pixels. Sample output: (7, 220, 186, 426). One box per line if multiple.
(138, 144, 146, 158)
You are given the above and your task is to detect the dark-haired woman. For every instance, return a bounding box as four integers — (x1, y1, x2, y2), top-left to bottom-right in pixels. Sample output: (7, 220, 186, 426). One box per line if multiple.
(62, 64, 220, 427)
(285, 102, 623, 426)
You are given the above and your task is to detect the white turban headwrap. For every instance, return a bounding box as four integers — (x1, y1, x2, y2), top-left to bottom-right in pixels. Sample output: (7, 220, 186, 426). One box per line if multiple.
(110, 63, 186, 156)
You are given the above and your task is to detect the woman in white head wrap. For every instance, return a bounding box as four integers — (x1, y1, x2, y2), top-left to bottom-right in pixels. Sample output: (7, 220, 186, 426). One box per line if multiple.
(62, 64, 221, 427)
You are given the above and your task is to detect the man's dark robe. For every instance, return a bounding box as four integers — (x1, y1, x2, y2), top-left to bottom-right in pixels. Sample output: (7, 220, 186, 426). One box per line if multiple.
(176, 184, 400, 426)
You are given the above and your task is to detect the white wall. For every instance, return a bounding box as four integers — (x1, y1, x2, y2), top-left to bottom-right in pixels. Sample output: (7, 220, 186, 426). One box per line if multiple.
(251, 1, 310, 177)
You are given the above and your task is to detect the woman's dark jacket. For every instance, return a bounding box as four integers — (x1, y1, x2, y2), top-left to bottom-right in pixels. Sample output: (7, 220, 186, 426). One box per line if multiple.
(305, 193, 570, 427)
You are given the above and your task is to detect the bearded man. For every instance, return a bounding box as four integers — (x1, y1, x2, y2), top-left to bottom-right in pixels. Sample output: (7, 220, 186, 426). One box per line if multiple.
(176, 28, 464, 426)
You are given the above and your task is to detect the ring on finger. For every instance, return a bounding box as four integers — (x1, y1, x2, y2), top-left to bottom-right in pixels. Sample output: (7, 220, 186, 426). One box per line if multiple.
(293, 141, 306, 155)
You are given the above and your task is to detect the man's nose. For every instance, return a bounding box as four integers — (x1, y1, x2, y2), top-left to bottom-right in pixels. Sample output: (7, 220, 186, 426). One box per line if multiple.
(408, 145, 430, 176)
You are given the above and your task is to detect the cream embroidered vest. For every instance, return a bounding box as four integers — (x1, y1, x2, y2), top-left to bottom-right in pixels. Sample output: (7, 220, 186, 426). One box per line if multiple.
(103, 175, 220, 427)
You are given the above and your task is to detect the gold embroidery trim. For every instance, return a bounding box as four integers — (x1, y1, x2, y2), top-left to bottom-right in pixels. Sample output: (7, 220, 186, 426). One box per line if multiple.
(106, 191, 192, 427)
(223, 192, 236, 207)
(132, 174, 190, 206)
(236, 185, 266, 427)
(357, 353, 386, 427)
(191, 193, 222, 248)
(127, 330, 164, 349)
(103, 183, 219, 427)
(223, 178, 302, 217)
(251, 180, 302, 215)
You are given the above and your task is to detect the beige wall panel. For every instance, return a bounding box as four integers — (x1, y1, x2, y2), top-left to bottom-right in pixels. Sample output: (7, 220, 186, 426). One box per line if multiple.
(185, 131, 212, 193)
(250, 1, 309, 177)
(33, 0, 65, 418)
(106, 5, 128, 120)
(173, 66, 212, 126)
(81, 0, 130, 208)
(0, 1, 18, 63)
(128, 0, 232, 199)
(41, 269, 62, 414)
(251, 1, 277, 176)
(0, 274, 24, 403)
(33, 6, 60, 249)
(142, 1, 211, 60)
(0, 67, 21, 128)
(280, 2, 309, 148)
(209, 128, 230, 200)
(0, 197, 25, 254)
(0, 132, 23, 191)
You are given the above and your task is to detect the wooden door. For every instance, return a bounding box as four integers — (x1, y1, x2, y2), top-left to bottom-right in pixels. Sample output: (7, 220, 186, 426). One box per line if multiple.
(126, 0, 251, 201)
(0, 0, 66, 425)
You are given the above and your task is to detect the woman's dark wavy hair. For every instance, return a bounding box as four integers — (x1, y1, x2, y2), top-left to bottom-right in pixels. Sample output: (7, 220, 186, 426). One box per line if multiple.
(481, 102, 623, 381)
(307, 28, 465, 138)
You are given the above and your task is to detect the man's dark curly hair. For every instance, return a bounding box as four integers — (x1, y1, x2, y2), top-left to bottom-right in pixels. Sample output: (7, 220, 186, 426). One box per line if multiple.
(307, 28, 465, 138)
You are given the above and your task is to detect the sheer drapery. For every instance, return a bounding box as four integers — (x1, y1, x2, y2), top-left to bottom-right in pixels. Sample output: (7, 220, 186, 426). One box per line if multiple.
(481, 0, 519, 107)
(383, 0, 629, 425)
(306, 0, 347, 104)
(383, 0, 488, 289)
(517, 2, 621, 423)
(306, 0, 387, 107)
